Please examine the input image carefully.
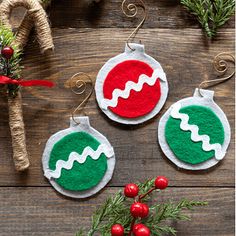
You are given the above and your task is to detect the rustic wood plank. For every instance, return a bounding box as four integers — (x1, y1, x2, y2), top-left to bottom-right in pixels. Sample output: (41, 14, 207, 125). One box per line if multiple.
(0, 187, 234, 236)
(0, 28, 234, 186)
(8, 0, 235, 30)
(48, 0, 235, 29)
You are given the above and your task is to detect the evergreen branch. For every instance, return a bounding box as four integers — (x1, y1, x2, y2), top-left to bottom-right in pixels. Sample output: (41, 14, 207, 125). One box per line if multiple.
(181, 0, 235, 37)
(0, 24, 22, 78)
(76, 179, 207, 235)
(75, 229, 85, 236)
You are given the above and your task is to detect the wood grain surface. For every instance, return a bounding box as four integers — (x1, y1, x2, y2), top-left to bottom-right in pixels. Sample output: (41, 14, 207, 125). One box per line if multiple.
(0, 187, 234, 236)
(0, 0, 235, 235)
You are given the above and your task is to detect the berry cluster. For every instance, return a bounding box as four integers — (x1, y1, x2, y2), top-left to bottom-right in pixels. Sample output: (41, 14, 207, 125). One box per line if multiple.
(111, 176, 168, 236)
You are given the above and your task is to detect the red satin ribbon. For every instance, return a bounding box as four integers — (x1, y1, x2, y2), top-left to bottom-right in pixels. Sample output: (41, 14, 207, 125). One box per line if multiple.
(0, 75, 54, 87)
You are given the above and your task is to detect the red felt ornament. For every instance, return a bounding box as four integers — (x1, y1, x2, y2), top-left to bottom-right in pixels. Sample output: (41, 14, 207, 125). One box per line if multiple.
(133, 224, 150, 236)
(103, 60, 161, 118)
(1, 46, 14, 59)
(95, 44, 168, 125)
(111, 224, 124, 236)
(155, 176, 168, 190)
(124, 183, 139, 198)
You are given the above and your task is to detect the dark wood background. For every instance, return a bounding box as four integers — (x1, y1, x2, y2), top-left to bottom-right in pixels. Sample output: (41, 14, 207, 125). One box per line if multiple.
(0, 0, 235, 235)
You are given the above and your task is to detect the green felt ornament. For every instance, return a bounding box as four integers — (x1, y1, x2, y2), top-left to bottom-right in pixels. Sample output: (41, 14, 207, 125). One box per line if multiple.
(165, 105, 225, 165)
(158, 89, 231, 170)
(42, 117, 115, 198)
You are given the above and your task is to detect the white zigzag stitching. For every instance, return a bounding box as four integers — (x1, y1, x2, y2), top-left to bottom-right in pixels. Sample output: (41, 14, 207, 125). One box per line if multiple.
(170, 103, 225, 160)
(101, 68, 166, 110)
(45, 144, 114, 179)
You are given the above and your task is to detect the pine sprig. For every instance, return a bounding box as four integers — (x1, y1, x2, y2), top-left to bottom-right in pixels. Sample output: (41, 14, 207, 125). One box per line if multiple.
(181, 0, 235, 37)
(0, 24, 22, 78)
(87, 191, 132, 235)
(76, 178, 207, 235)
(0, 24, 23, 96)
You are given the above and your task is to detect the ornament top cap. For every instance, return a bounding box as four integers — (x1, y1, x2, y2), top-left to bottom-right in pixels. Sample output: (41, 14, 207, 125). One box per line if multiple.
(194, 88, 214, 100)
(70, 116, 90, 127)
(125, 43, 145, 53)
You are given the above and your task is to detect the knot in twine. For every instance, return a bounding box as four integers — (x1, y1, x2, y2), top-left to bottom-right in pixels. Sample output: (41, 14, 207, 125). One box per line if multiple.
(0, 0, 54, 52)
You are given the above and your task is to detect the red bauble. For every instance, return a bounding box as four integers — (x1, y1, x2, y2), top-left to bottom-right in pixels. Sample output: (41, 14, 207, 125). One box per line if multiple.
(130, 202, 149, 218)
(124, 183, 139, 198)
(140, 203, 149, 218)
(154, 176, 168, 190)
(1, 46, 14, 59)
(133, 224, 150, 236)
(111, 224, 124, 236)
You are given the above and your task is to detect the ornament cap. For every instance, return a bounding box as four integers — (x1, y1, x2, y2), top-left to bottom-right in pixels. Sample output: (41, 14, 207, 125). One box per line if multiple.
(70, 116, 90, 127)
(194, 88, 214, 100)
(125, 43, 144, 54)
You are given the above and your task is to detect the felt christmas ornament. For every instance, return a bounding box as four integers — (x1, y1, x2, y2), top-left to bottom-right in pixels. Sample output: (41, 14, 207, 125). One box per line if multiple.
(158, 88, 231, 170)
(0, 0, 54, 171)
(95, 43, 168, 125)
(42, 116, 115, 198)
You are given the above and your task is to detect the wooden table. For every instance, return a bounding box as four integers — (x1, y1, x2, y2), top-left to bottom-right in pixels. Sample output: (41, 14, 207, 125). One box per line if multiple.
(0, 0, 235, 235)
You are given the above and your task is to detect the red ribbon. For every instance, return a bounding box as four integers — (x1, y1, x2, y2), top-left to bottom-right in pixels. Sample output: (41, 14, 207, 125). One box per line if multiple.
(0, 75, 54, 87)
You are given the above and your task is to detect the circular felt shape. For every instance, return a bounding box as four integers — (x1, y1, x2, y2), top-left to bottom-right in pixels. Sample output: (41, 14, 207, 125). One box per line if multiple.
(165, 105, 225, 164)
(49, 131, 108, 191)
(95, 43, 168, 125)
(103, 60, 161, 118)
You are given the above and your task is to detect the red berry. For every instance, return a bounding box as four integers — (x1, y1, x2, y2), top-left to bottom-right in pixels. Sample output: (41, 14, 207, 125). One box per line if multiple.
(111, 224, 124, 236)
(1, 46, 14, 59)
(140, 203, 149, 218)
(155, 176, 168, 190)
(133, 224, 150, 236)
(124, 183, 139, 198)
(130, 202, 149, 218)
(133, 223, 145, 233)
(130, 202, 143, 218)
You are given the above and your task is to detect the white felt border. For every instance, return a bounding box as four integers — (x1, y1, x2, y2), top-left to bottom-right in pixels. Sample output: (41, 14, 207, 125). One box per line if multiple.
(42, 117, 116, 198)
(158, 89, 231, 170)
(95, 43, 169, 125)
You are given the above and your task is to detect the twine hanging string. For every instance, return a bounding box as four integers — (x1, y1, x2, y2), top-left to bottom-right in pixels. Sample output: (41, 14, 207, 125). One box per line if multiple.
(122, 0, 147, 51)
(68, 72, 94, 125)
(198, 52, 235, 96)
(0, 0, 54, 171)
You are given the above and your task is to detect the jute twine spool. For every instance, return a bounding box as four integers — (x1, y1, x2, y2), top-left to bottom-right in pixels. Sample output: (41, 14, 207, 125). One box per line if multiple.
(0, 0, 54, 171)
